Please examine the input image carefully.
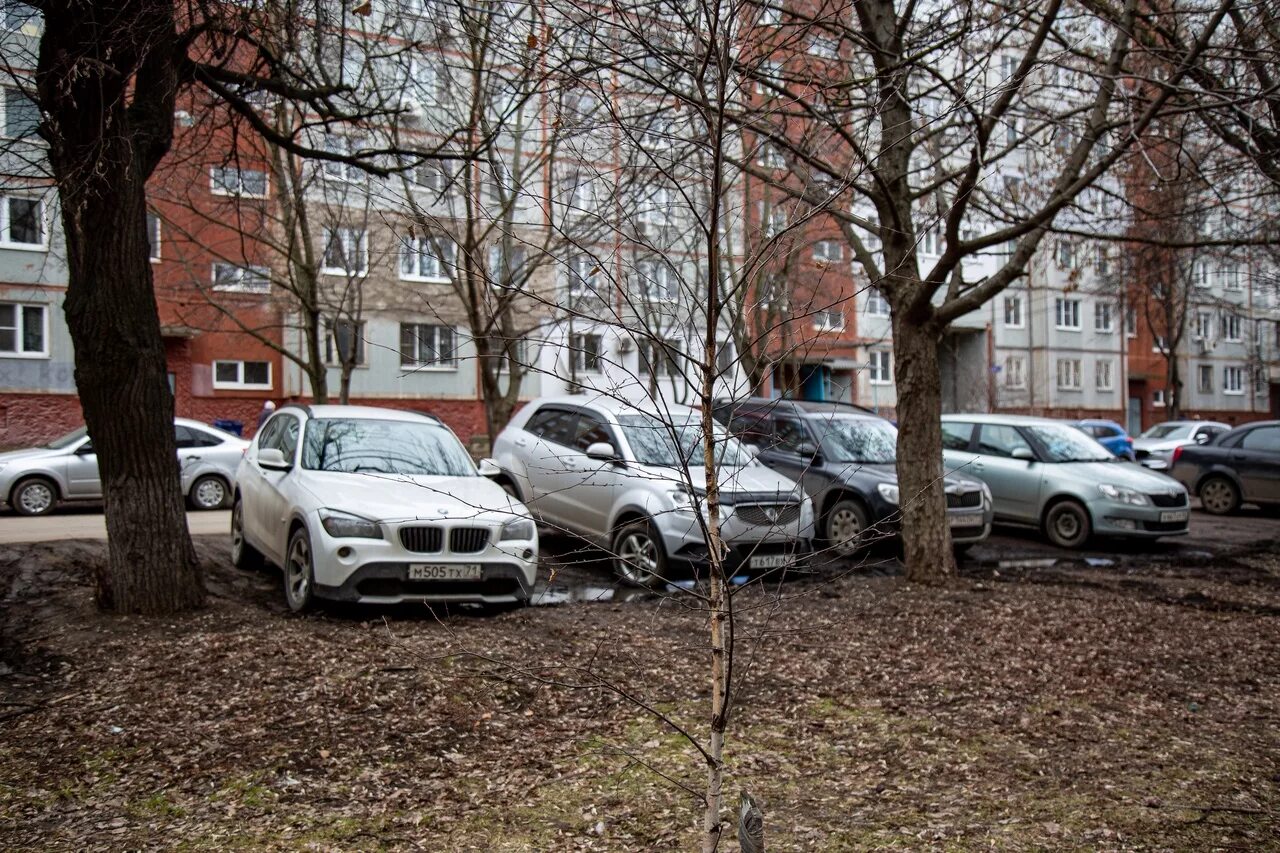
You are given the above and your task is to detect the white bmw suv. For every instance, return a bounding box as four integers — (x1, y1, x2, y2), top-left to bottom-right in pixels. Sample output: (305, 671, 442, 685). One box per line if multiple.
(232, 404, 537, 611)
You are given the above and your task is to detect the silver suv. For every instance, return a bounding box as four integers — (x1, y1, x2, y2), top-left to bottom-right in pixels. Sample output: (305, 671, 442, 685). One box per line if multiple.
(491, 396, 815, 586)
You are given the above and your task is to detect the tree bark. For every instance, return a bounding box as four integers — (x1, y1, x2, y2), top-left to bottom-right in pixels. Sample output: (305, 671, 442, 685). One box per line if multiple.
(891, 315, 955, 585)
(36, 0, 204, 613)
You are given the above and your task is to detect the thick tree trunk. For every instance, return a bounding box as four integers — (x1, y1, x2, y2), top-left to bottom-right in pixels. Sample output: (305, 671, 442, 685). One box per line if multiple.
(37, 0, 204, 613)
(891, 317, 955, 585)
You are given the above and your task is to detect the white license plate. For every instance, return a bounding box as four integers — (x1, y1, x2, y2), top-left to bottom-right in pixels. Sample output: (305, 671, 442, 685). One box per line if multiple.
(408, 564, 483, 581)
(949, 515, 981, 528)
(749, 554, 790, 569)
(1159, 510, 1189, 523)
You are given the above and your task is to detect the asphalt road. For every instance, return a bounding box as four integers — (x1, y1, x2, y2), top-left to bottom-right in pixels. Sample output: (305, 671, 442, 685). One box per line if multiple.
(0, 507, 230, 544)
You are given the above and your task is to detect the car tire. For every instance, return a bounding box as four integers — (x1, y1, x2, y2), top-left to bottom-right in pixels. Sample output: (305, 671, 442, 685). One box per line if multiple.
(11, 477, 58, 517)
(230, 498, 265, 571)
(824, 499, 870, 557)
(611, 519, 669, 588)
(1198, 476, 1240, 516)
(1043, 500, 1091, 549)
(283, 526, 316, 612)
(188, 475, 230, 510)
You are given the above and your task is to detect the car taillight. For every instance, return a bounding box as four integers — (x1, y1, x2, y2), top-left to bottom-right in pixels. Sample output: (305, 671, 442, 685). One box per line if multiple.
(1125, 436, 1133, 446)
(1171, 445, 1184, 464)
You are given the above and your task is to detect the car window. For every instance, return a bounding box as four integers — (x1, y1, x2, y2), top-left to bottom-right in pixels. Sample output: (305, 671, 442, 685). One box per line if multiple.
(727, 415, 772, 447)
(941, 422, 975, 450)
(302, 418, 475, 475)
(1241, 426, 1280, 453)
(1197, 426, 1225, 441)
(526, 407, 578, 447)
(277, 416, 301, 461)
(187, 427, 224, 447)
(174, 426, 198, 449)
(572, 411, 614, 452)
(976, 424, 1033, 458)
(256, 416, 284, 451)
(774, 419, 813, 453)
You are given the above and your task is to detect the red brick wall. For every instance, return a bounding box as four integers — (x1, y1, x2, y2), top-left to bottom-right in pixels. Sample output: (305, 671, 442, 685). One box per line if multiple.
(0, 394, 85, 449)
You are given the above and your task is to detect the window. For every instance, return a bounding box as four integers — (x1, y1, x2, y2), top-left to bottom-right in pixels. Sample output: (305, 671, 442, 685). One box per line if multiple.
(320, 135, 364, 182)
(1095, 246, 1112, 276)
(941, 422, 974, 450)
(147, 212, 161, 262)
(571, 412, 614, 453)
(866, 287, 890, 317)
(526, 407, 579, 445)
(637, 184, 671, 234)
(1153, 388, 1166, 407)
(808, 35, 838, 58)
(757, 0, 781, 25)
(1125, 306, 1137, 337)
(0, 196, 44, 247)
(1222, 265, 1242, 290)
(757, 143, 785, 169)
(976, 424, 1032, 459)
(566, 253, 601, 300)
(813, 240, 842, 264)
(321, 227, 368, 276)
(1224, 314, 1243, 342)
(569, 332, 602, 372)
(414, 159, 461, 200)
(757, 61, 784, 94)
(210, 165, 268, 197)
(1003, 355, 1026, 389)
(559, 171, 594, 212)
(759, 202, 787, 238)
(1198, 363, 1213, 393)
(641, 338, 682, 376)
(1056, 358, 1082, 390)
(1003, 294, 1024, 328)
(1242, 426, 1280, 452)
(1192, 261, 1210, 288)
(3, 87, 38, 138)
(1094, 302, 1114, 333)
(919, 226, 941, 256)
(1095, 359, 1113, 391)
(326, 319, 365, 365)
(213, 360, 272, 389)
(635, 258, 677, 301)
(1054, 297, 1081, 330)
(1194, 310, 1214, 340)
(400, 323, 456, 367)
(487, 243, 526, 287)
(399, 233, 454, 281)
(814, 309, 845, 331)
(3, 2, 38, 29)
(715, 340, 735, 374)
(1153, 334, 1167, 352)
(1224, 366, 1244, 394)
(868, 350, 891, 384)
(212, 263, 270, 293)
(1056, 240, 1076, 269)
(0, 302, 45, 356)
(774, 419, 814, 454)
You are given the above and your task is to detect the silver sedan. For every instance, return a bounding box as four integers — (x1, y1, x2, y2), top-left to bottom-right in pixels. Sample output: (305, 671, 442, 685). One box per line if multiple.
(0, 418, 249, 515)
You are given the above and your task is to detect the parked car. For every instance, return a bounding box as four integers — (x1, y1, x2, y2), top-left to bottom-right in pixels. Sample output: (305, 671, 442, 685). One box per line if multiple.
(712, 398, 993, 555)
(232, 404, 537, 611)
(941, 414, 1190, 548)
(490, 395, 814, 586)
(1073, 419, 1136, 460)
(1170, 420, 1280, 515)
(0, 418, 248, 516)
(1132, 420, 1230, 470)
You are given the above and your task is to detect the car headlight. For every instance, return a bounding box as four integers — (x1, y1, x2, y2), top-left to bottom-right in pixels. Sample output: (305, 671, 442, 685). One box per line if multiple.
(877, 483, 900, 505)
(979, 482, 992, 505)
(1097, 484, 1150, 506)
(499, 517, 536, 541)
(669, 488, 696, 511)
(318, 508, 383, 539)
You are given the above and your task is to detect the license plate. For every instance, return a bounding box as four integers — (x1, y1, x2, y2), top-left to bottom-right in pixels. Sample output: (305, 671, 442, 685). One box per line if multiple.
(1159, 510, 1189, 523)
(408, 564, 483, 581)
(749, 554, 790, 569)
(949, 515, 981, 528)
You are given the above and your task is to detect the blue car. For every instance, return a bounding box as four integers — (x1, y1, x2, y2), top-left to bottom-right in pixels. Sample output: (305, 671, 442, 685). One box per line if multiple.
(1073, 419, 1136, 460)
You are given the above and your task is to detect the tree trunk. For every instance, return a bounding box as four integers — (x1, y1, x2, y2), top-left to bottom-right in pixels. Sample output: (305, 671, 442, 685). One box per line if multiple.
(891, 316, 955, 585)
(37, 1, 204, 613)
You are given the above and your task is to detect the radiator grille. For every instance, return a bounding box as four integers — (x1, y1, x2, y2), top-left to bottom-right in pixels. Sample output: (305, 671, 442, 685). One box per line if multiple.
(735, 503, 801, 526)
(946, 490, 983, 509)
(449, 527, 490, 553)
(399, 526, 443, 553)
(1148, 491, 1188, 508)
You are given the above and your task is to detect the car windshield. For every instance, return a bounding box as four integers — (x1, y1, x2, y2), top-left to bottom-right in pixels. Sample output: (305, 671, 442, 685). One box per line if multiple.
(301, 418, 475, 476)
(45, 426, 88, 449)
(812, 417, 897, 464)
(1025, 424, 1115, 463)
(1140, 423, 1191, 440)
(616, 414, 751, 468)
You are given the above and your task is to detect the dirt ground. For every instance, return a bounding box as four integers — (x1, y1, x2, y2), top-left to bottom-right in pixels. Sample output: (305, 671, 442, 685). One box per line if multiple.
(0, 536, 1277, 851)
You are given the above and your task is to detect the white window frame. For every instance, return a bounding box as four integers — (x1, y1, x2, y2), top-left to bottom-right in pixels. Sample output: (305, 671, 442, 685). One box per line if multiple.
(320, 134, 365, 183)
(212, 359, 273, 390)
(1003, 355, 1026, 389)
(757, 0, 781, 25)
(325, 319, 366, 366)
(1222, 265, 1242, 290)
(814, 308, 845, 331)
(1125, 306, 1137, 338)
(147, 212, 162, 262)
(1223, 313, 1243, 342)
(0, 301, 48, 358)
(1224, 365, 1244, 395)
(919, 226, 941, 257)
(211, 263, 271, 294)
(1197, 363, 1213, 393)
(1192, 260, 1210, 288)
(865, 287, 890, 317)
(636, 258, 678, 302)
(642, 337, 683, 376)
(1194, 310, 1214, 341)
(868, 350, 892, 385)
(1054, 297, 1081, 331)
(0, 194, 46, 250)
(569, 332, 603, 373)
(812, 240, 843, 264)
(1003, 293, 1024, 328)
(1095, 359, 1114, 391)
(1093, 301, 1114, 333)
(209, 165, 269, 198)
(399, 233, 454, 282)
(808, 35, 838, 58)
(1056, 358, 1082, 390)
(400, 322, 457, 369)
(2, 85, 39, 139)
(1153, 388, 1167, 407)
(320, 227, 369, 277)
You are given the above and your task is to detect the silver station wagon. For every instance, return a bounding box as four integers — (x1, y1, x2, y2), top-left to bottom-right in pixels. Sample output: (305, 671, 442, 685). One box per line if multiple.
(941, 414, 1190, 549)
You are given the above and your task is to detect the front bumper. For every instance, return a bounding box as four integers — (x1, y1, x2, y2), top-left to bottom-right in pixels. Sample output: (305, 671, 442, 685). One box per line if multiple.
(669, 538, 815, 575)
(654, 500, 815, 574)
(308, 516, 538, 605)
(1090, 500, 1190, 537)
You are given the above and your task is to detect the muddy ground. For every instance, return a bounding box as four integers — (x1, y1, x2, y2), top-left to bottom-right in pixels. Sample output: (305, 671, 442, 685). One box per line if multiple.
(0, 535, 1277, 851)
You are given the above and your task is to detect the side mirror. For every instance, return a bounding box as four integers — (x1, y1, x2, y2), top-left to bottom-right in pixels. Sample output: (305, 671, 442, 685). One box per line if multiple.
(258, 447, 292, 471)
(1011, 447, 1035, 462)
(585, 441, 620, 462)
(1194, 433, 1210, 445)
(76, 443, 95, 456)
(477, 458, 502, 477)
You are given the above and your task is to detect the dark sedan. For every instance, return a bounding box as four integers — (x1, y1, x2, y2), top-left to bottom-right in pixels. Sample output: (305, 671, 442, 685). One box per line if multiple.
(1170, 420, 1280, 514)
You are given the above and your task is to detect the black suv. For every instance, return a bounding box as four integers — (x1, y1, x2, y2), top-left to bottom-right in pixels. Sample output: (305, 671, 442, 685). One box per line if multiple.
(713, 398, 993, 555)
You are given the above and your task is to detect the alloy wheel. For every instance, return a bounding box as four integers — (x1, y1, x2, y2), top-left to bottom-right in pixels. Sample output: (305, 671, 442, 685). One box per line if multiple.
(616, 531, 659, 586)
(193, 477, 226, 510)
(16, 481, 54, 516)
(285, 533, 313, 611)
(1200, 479, 1237, 514)
(827, 508, 864, 556)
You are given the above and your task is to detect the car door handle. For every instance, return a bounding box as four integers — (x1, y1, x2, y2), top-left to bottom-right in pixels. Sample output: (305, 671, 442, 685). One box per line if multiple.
(972, 462, 984, 471)
(514, 438, 527, 447)
(1231, 453, 1246, 462)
